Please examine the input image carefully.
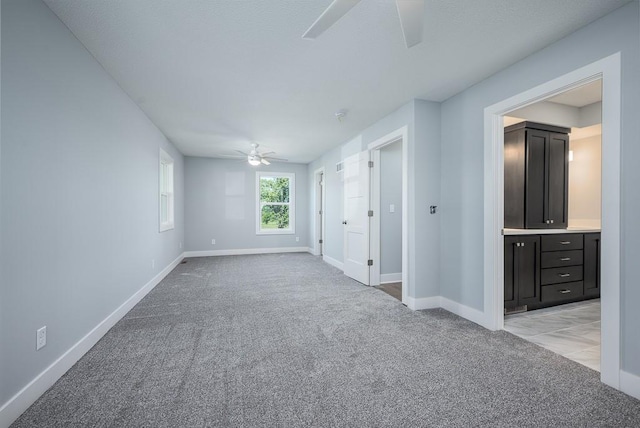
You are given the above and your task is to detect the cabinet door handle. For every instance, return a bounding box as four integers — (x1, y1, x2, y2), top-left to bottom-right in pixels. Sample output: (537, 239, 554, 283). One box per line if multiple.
(559, 289, 572, 294)
(558, 273, 571, 278)
(550, 219, 554, 224)
(560, 257, 571, 261)
(559, 241, 571, 245)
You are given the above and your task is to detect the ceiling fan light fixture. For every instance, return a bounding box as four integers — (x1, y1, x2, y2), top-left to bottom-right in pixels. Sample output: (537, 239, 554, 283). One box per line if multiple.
(248, 155, 261, 166)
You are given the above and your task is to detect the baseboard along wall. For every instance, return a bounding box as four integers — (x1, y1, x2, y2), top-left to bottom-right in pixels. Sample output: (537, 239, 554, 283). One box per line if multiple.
(380, 273, 402, 284)
(620, 370, 640, 401)
(0, 254, 185, 428)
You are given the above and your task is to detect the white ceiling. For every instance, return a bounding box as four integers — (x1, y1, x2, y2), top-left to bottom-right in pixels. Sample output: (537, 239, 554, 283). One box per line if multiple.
(43, 0, 630, 163)
(548, 80, 603, 107)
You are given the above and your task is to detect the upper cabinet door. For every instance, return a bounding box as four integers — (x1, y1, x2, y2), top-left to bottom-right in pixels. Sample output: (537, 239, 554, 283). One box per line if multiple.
(525, 130, 549, 229)
(546, 133, 569, 228)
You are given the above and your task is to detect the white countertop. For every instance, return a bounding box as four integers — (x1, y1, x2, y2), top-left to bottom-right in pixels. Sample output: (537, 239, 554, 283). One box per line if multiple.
(503, 227, 601, 235)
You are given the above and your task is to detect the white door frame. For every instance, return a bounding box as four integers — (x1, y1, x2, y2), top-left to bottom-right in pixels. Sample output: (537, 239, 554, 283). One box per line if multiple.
(368, 126, 409, 305)
(483, 53, 621, 389)
(313, 167, 326, 256)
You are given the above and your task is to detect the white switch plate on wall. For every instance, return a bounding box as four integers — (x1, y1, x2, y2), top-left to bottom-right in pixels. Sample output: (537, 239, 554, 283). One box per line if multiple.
(390, 204, 395, 213)
(36, 326, 46, 350)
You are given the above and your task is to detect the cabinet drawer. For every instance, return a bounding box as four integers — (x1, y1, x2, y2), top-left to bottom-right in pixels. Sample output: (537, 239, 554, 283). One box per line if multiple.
(541, 234, 583, 251)
(541, 265, 583, 285)
(541, 250, 583, 268)
(541, 281, 584, 303)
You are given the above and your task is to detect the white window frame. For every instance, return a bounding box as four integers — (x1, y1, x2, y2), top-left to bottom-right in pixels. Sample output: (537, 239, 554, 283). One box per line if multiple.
(159, 148, 174, 232)
(256, 171, 295, 235)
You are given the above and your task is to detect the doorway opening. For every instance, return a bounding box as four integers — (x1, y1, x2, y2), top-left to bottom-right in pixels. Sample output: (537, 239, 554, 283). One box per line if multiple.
(314, 168, 325, 256)
(501, 80, 602, 371)
(484, 53, 621, 389)
(368, 126, 409, 305)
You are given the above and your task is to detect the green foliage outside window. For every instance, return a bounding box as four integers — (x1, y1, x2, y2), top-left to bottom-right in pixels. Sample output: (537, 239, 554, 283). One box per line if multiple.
(260, 177, 290, 229)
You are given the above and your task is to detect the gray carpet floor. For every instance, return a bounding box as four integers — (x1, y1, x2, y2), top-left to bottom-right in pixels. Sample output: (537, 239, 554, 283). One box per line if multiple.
(13, 253, 640, 427)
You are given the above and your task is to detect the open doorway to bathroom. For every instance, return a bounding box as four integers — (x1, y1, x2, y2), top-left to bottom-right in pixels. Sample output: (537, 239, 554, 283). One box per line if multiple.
(502, 80, 602, 371)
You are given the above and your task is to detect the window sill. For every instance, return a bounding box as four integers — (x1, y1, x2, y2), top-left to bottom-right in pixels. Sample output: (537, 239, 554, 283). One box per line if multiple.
(159, 223, 174, 233)
(256, 230, 295, 235)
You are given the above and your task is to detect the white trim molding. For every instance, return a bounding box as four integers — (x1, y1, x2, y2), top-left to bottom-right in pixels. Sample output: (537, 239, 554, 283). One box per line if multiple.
(380, 273, 402, 284)
(0, 253, 185, 428)
(483, 53, 621, 389)
(440, 297, 487, 328)
(620, 370, 640, 401)
(405, 296, 440, 311)
(184, 247, 309, 258)
(322, 255, 344, 271)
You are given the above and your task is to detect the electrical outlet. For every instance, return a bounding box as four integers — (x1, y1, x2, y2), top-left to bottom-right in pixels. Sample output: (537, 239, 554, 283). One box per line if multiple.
(390, 204, 395, 213)
(211, 239, 216, 245)
(152, 259, 155, 269)
(296, 237, 300, 242)
(179, 241, 183, 249)
(36, 326, 46, 351)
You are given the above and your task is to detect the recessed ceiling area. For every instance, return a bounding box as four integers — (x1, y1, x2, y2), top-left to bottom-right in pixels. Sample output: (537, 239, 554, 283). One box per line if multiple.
(504, 80, 602, 140)
(43, 0, 629, 163)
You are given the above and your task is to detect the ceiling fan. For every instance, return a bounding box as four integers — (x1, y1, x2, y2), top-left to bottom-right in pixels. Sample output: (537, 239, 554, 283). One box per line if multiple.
(303, 0, 425, 48)
(229, 143, 288, 166)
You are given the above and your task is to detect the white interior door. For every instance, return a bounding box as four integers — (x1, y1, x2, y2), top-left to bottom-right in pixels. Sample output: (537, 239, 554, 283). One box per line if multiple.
(343, 151, 371, 285)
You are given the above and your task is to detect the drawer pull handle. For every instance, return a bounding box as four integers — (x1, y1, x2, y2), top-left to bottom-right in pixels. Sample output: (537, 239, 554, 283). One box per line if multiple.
(559, 289, 572, 294)
(559, 241, 571, 245)
(560, 257, 571, 261)
(558, 273, 571, 278)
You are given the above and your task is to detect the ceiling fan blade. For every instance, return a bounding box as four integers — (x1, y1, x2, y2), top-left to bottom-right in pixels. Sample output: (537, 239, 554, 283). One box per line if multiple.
(235, 150, 250, 156)
(216, 154, 245, 159)
(302, 0, 362, 39)
(261, 158, 271, 165)
(260, 151, 276, 157)
(396, 0, 424, 48)
(263, 156, 288, 162)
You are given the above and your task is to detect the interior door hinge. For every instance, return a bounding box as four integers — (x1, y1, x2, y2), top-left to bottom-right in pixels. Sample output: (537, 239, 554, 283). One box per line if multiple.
(319, 239, 323, 244)
(367, 259, 373, 266)
(368, 160, 374, 168)
(368, 210, 373, 217)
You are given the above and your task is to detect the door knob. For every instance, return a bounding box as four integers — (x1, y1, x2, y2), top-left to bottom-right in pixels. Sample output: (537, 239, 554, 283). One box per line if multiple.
(342, 221, 347, 225)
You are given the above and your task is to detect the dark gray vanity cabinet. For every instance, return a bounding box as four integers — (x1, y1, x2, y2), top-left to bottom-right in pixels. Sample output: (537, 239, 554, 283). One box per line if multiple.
(505, 232, 600, 313)
(504, 122, 570, 229)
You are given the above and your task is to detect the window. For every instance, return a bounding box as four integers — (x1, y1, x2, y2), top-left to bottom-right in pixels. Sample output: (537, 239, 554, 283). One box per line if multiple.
(159, 148, 174, 232)
(256, 172, 295, 234)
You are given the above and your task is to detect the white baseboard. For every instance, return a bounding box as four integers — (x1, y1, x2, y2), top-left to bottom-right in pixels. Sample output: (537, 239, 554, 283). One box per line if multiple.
(620, 370, 640, 401)
(0, 253, 184, 428)
(440, 297, 486, 328)
(405, 296, 441, 310)
(184, 247, 309, 258)
(322, 255, 344, 271)
(380, 273, 402, 284)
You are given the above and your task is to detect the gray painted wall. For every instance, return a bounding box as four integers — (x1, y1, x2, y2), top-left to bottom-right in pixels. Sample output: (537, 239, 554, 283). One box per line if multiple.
(440, 1, 639, 374)
(380, 140, 402, 276)
(185, 157, 308, 251)
(0, 0, 185, 407)
(308, 99, 441, 300)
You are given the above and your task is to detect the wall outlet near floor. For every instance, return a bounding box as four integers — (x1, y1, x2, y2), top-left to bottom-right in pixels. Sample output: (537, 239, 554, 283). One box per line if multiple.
(179, 241, 183, 249)
(151, 259, 155, 269)
(296, 236, 299, 242)
(36, 326, 46, 350)
(211, 239, 216, 245)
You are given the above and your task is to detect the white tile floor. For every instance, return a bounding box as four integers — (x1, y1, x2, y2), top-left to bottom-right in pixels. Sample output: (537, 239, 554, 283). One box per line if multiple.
(504, 299, 601, 371)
